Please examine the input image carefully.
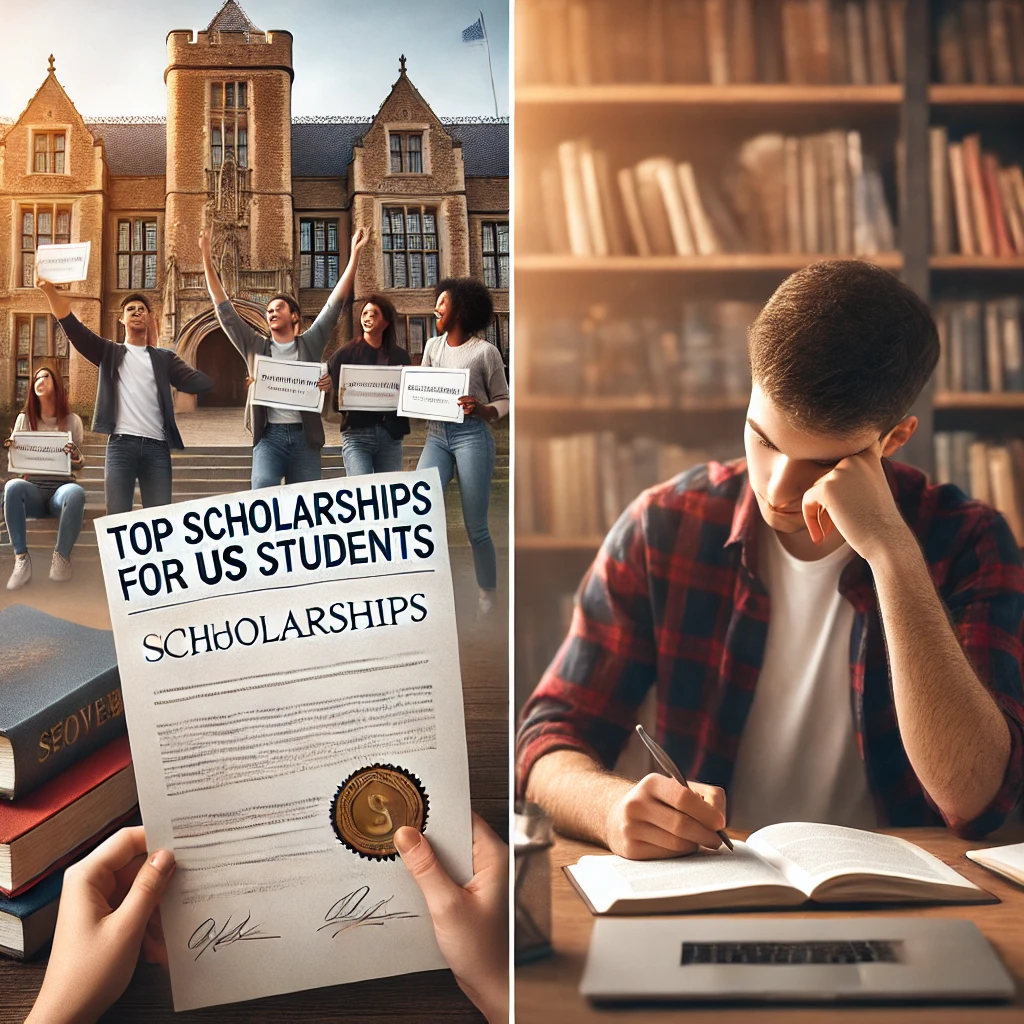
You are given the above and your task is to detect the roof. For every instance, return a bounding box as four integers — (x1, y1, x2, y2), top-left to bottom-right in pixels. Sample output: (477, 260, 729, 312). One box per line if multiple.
(207, 0, 262, 36)
(83, 119, 508, 178)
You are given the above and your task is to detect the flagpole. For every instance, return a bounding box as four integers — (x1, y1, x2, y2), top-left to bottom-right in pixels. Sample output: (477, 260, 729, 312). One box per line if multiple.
(478, 8, 500, 117)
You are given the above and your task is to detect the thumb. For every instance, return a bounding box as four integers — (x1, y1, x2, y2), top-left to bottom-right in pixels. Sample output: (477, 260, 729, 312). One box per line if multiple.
(115, 849, 176, 938)
(395, 828, 459, 914)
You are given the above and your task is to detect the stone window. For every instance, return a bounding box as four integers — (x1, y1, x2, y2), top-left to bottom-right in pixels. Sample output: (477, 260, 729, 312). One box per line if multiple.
(299, 219, 340, 289)
(20, 204, 72, 287)
(210, 81, 249, 168)
(389, 132, 424, 173)
(400, 314, 438, 360)
(382, 206, 439, 289)
(117, 219, 159, 290)
(14, 315, 70, 407)
(486, 314, 510, 360)
(482, 222, 509, 289)
(32, 131, 66, 174)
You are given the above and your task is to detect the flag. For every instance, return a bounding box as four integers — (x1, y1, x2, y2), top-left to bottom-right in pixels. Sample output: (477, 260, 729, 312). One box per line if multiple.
(462, 16, 485, 43)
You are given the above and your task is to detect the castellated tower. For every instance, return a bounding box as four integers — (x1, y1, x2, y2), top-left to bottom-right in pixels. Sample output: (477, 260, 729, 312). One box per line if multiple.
(164, 1, 294, 314)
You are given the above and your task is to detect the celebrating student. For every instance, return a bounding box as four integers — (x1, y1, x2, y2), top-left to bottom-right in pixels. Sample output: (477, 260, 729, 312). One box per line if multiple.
(517, 260, 1024, 857)
(3, 366, 86, 588)
(35, 280, 213, 514)
(323, 293, 411, 475)
(418, 278, 509, 615)
(202, 227, 368, 489)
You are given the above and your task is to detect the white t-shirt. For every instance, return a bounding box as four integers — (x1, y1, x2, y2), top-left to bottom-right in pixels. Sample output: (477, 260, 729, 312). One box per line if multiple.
(114, 343, 165, 441)
(727, 523, 878, 831)
(265, 339, 302, 425)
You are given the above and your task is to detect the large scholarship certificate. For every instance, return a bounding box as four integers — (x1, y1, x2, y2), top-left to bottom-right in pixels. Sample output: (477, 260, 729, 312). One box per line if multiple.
(338, 365, 403, 412)
(251, 354, 327, 413)
(7, 431, 71, 476)
(396, 366, 470, 423)
(94, 469, 472, 1010)
(35, 241, 91, 283)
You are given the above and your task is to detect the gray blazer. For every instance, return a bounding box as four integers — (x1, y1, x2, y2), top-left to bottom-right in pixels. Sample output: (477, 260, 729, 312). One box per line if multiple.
(214, 299, 346, 450)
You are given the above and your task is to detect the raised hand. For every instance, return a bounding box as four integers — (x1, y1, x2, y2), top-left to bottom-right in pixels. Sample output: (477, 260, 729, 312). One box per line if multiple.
(351, 227, 370, 253)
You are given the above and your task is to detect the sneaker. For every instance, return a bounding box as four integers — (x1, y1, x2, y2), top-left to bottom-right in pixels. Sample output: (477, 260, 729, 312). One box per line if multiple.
(50, 550, 73, 582)
(6, 554, 31, 591)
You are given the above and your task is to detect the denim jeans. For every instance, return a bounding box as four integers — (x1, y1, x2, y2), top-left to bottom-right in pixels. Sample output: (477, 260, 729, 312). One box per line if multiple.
(105, 434, 172, 514)
(251, 423, 322, 490)
(341, 425, 404, 477)
(417, 417, 497, 590)
(4, 478, 86, 558)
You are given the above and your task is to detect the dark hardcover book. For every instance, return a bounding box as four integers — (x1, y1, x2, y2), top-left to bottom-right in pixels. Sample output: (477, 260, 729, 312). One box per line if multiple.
(0, 865, 63, 960)
(0, 605, 124, 800)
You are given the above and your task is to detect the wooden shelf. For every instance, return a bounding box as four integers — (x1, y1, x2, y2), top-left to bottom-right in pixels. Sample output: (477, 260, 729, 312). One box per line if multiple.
(517, 396, 747, 413)
(930, 256, 1024, 270)
(929, 85, 1024, 105)
(516, 253, 903, 273)
(934, 392, 1024, 410)
(517, 84, 903, 106)
(517, 535, 603, 552)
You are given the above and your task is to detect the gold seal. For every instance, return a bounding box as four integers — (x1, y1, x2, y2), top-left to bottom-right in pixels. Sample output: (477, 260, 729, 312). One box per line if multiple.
(331, 764, 428, 860)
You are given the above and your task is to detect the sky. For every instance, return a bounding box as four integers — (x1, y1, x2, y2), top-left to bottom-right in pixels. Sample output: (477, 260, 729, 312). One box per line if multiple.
(0, 0, 509, 120)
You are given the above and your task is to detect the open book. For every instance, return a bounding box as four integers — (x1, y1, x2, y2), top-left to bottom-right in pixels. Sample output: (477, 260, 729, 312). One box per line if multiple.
(566, 822, 993, 915)
(966, 843, 1024, 888)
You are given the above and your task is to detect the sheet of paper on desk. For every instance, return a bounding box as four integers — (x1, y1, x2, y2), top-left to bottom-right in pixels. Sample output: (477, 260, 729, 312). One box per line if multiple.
(93, 469, 472, 1011)
(967, 843, 1024, 888)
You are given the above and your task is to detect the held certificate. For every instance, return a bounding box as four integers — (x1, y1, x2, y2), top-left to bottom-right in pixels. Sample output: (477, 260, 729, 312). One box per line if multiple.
(7, 431, 71, 476)
(251, 355, 327, 413)
(94, 469, 472, 1010)
(35, 241, 91, 283)
(338, 365, 403, 412)
(396, 366, 470, 423)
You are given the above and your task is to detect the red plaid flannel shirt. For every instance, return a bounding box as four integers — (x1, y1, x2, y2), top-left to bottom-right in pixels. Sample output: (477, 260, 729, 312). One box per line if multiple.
(516, 459, 1024, 838)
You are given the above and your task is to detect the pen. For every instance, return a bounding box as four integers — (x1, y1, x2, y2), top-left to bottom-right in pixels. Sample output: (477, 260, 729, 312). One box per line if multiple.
(635, 724, 734, 851)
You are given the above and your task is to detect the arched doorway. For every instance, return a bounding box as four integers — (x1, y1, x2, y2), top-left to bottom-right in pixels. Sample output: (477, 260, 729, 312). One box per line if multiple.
(196, 328, 248, 407)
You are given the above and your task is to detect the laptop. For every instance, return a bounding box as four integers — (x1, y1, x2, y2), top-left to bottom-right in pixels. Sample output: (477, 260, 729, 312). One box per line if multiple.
(580, 917, 1015, 1004)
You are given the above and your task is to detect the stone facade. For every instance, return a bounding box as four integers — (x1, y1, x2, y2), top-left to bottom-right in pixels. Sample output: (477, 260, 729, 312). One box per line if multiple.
(0, 0, 509, 414)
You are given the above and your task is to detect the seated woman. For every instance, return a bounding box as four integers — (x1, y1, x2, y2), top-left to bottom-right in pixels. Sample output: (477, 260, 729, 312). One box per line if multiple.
(3, 365, 86, 589)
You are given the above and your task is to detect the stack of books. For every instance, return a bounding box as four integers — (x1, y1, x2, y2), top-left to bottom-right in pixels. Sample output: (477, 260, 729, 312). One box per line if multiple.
(523, 132, 895, 257)
(929, 128, 1024, 257)
(933, 434, 1024, 543)
(934, 298, 1024, 392)
(517, 0, 906, 86)
(0, 606, 137, 959)
(935, 0, 1024, 84)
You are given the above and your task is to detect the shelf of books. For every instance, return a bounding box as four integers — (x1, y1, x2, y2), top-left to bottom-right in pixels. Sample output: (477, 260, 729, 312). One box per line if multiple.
(514, 0, 1024, 710)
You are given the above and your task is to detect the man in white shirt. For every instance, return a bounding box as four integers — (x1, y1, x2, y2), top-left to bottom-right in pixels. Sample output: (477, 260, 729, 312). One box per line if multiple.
(36, 282, 213, 514)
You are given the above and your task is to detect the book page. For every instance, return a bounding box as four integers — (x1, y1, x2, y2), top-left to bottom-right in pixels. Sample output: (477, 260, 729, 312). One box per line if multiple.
(748, 822, 979, 894)
(967, 843, 1024, 886)
(94, 470, 472, 1011)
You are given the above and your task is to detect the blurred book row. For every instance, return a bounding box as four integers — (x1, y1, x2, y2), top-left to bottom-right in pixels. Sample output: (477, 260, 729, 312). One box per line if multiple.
(521, 132, 895, 257)
(934, 433, 1024, 542)
(930, 128, 1024, 257)
(936, 0, 1024, 84)
(935, 298, 1024, 392)
(516, 433, 739, 537)
(517, 0, 906, 86)
(0, 607, 136, 960)
(521, 303, 756, 400)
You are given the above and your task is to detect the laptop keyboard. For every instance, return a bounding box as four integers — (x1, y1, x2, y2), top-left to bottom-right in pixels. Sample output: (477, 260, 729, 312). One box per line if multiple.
(680, 941, 903, 966)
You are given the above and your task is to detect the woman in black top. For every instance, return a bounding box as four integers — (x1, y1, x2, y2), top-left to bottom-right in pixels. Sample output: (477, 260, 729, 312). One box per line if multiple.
(324, 294, 411, 475)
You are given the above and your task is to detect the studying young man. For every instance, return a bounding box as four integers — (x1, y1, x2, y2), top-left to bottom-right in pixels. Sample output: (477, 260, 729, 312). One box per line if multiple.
(36, 279, 213, 514)
(516, 260, 1024, 858)
(201, 227, 368, 489)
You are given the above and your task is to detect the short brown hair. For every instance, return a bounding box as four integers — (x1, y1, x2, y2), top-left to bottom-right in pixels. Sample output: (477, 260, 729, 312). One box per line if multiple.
(748, 260, 939, 435)
(267, 293, 301, 319)
(120, 293, 151, 312)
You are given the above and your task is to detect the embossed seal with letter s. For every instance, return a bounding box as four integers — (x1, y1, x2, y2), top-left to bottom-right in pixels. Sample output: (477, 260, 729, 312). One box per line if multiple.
(331, 764, 428, 860)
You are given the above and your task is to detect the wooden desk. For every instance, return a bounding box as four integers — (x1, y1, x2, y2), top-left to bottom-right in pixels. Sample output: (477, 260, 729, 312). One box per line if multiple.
(516, 827, 1024, 1023)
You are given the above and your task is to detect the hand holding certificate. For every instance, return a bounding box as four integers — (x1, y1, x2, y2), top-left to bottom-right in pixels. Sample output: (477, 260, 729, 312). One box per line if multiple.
(397, 366, 471, 423)
(35, 242, 91, 284)
(7, 431, 72, 476)
(251, 355, 328, 413)
(338, 365, 403, 412)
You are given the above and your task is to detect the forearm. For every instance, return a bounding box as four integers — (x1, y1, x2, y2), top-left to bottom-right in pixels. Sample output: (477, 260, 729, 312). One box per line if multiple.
(525, 749, 632, 846)
(202, 252, 229, 306)
(39, 284, 72, 321)
(872, 527, 1011, 823)
(330, 247, 360, 309)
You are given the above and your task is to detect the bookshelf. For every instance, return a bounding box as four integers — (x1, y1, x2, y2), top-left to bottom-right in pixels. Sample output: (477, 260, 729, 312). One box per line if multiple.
(514, 0, 1024, 710)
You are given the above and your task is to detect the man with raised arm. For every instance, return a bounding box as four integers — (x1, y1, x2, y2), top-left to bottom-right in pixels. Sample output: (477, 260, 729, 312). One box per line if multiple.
(201, 227, 368, 489)
(517, 260, 1024, 858)
(35, 278, 213, 514)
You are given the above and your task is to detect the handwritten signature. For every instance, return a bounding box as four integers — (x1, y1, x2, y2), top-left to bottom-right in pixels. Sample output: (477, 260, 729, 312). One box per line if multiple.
(188, 911, 281, 960)
(318, 886, 419, 938)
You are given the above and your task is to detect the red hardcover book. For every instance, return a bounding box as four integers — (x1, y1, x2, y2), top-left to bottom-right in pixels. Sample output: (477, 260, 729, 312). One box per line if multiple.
(0, 735, 137, 897)
(982, 153, 1015, 257)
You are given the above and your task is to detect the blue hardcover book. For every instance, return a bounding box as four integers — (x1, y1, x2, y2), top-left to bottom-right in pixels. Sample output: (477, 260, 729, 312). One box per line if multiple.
(0, 867, 63, 959)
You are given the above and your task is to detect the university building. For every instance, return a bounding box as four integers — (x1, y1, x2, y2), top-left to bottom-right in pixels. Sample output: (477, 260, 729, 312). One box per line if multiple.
(0, 0, 509, 413)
